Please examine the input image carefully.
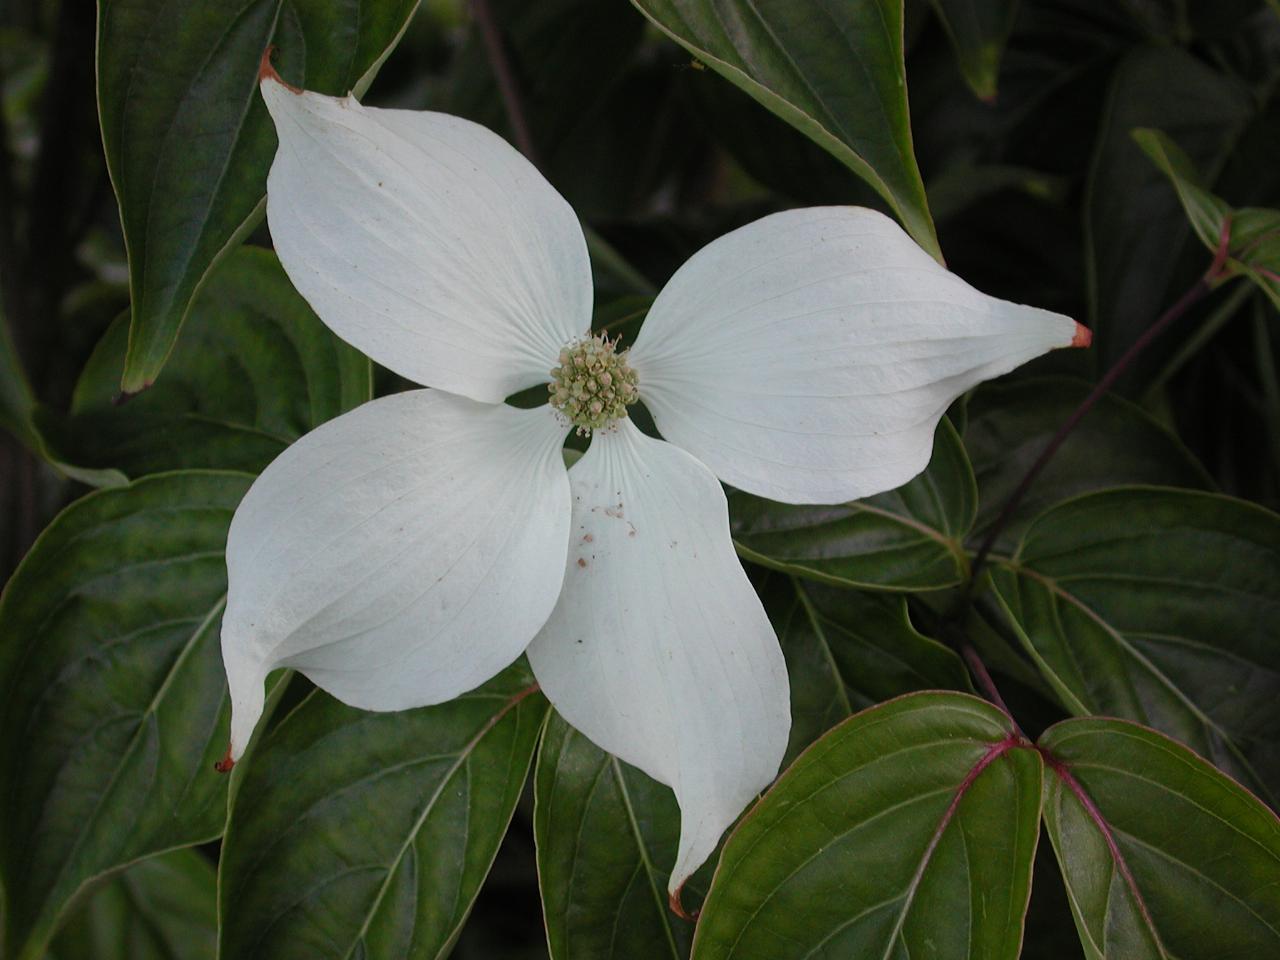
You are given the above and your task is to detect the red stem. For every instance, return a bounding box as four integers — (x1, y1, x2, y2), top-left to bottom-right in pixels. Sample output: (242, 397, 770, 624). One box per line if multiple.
(959, 641, 1025, 738)
(969, 262, 1222, 584)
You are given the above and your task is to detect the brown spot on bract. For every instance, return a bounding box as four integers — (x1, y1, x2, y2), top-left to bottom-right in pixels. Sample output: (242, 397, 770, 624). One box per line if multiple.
(577, 558, 588, 568)
(582, 533, 593, 543)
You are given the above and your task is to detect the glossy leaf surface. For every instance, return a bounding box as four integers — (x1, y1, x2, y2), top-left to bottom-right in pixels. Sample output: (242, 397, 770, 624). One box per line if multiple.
(630, 0, 939, 258)
(218, 664, 547, 960)
(531, 580, 975, 960)
(0, 471, 251, 960)
(534, 711, 696, 960)
(762, 575, 971, 762)
(1040, 718, 1280, 958)
(730, 419, 976, 591)
(1134, 127, 1280, 309)
(692, 693, 1041, 960)
(52, 247, 369, 479)
(46, 850, 217, 960)
(97, 0, 419, 391)
(992, 487, 1280, 803)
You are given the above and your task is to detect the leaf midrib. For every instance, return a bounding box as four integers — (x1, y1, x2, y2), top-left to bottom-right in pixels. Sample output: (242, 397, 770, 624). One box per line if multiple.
(19, 594, 228, 957)
(873, 741, 1016, 960)
(632, 4, 892, 204)
(1009, 565, 1272, 803)
(610, 756, 683, 960)
(337, 685, 537, 960)
(793, 580, 854, 717)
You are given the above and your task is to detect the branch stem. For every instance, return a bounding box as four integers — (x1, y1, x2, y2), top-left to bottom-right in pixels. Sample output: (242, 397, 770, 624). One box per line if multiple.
(949, 232, 1233, 721)
(471, 0, 539, 166)
(968, 270, 1217, 585)
(960, 641, 1015, 721)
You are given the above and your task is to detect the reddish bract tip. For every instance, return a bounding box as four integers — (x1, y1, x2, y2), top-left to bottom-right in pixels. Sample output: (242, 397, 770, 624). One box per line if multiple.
(258, 45, 301, 94)
(668, 887, 699, 922)
(1071, 323, 1093, 349)
(214, 744, 236, 774)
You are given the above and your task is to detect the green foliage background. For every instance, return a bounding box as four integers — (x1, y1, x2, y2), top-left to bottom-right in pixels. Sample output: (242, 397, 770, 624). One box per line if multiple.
(1, 1, 1279, 958)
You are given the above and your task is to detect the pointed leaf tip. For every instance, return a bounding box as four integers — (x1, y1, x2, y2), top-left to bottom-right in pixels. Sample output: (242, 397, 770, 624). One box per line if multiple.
(257, 45, 300, 94)
(1072, 323, 1093, 348)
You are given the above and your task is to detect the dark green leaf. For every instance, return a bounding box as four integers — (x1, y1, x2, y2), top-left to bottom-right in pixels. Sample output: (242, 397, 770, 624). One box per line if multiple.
(1019, 825, 1086, 960)
(731, 418, 976, 591)
(532, 582, 974, 960)
(218, 664, 547, 960)
(963, 376, 1212, 551)
(1132, 127, 1280, 310)
(991, 487, 1280, 803)
(1231, 207, 1280, 310)
(630, 0, 940, 258)
(0, 301, 127, 488)
(97, 0, 420, 392)
(534, 711, 695, 960)
(761, 575, 971, 762)
(929, 0, 1021, 102)
(1085, 46, 1252, 366)
(1039, 718, 1280, 958)
(47, 246, 370, 480)
(692, 693, 1041, 960)
(1131, 127, 1231, 252)
(681, 67, 884, 209)
(46, 850, 216, 960)
(0, 471, 253, 960)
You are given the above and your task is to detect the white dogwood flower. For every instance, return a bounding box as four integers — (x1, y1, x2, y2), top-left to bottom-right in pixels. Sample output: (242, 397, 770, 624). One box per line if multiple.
(221, 59, 1088, 898)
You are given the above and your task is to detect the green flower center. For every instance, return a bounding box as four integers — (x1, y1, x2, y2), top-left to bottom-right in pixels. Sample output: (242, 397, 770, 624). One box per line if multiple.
(548, 334, 639, 434)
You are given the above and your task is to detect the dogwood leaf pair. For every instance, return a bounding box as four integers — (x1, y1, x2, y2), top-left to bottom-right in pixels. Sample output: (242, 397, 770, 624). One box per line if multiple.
(221, 59, 1087, 898)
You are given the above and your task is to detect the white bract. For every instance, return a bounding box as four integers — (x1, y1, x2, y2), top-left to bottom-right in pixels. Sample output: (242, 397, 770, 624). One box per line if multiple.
(222, 62, 1087, 898)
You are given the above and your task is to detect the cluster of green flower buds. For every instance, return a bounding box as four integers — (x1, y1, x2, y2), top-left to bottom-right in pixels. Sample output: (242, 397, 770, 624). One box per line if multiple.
(548, 334, 640, 434)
